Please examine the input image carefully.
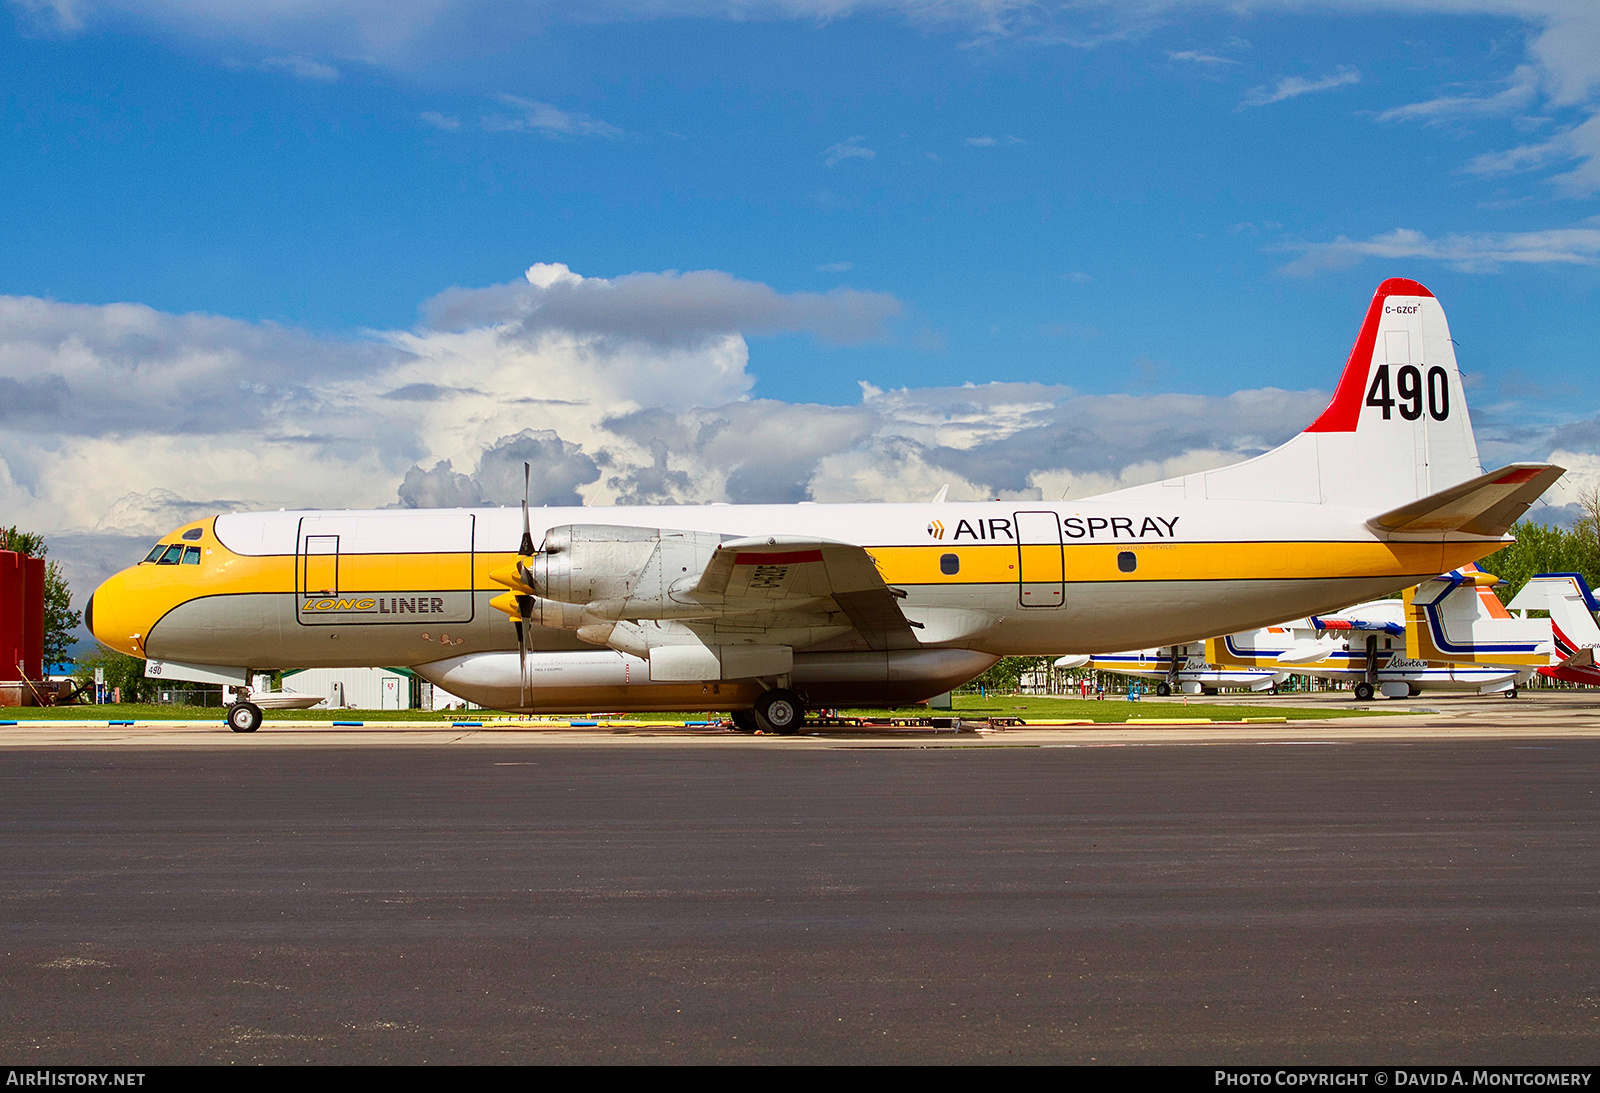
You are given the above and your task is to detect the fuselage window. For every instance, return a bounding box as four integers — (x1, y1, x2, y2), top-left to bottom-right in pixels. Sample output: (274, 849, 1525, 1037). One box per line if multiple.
(1117, 551, 1137, 573)
(157, 544, 184, 565)
(143, 544, 167, 564)
(182, 546, 202, 565)
(940, 553, 960, 575)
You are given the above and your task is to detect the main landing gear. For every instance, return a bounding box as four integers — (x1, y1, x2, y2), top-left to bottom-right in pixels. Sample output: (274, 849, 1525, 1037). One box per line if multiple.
(731, 688, 807, 735)
(1354, 682, 1375, 701)
(1155, 682, 1172, 697)
(227, 701, 263, 733)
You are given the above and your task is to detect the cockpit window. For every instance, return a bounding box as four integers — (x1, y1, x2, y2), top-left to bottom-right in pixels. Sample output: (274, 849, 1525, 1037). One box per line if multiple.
(181, 528, 203, 541)
(142, 540, 204, 564)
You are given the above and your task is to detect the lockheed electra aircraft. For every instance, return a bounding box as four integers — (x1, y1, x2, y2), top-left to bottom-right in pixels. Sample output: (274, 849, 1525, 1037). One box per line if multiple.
(87, 279, 1563, 732)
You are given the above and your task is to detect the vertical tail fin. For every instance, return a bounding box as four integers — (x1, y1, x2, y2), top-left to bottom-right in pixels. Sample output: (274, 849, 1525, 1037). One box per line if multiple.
(1404, 566, 1552, 666)
(1510, 574, 1600, 682)
(1114, 279, 1488, 511)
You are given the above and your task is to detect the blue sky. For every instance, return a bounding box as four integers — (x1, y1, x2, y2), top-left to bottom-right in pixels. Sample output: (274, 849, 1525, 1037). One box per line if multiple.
(2, 1, 1599, 593)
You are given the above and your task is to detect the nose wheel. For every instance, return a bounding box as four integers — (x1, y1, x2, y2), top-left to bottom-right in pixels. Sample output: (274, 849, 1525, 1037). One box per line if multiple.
(227, 701, 263, 733)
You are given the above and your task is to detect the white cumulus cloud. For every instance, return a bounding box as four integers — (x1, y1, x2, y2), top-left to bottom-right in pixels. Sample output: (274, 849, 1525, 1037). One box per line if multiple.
(1240, 67, 1360, 108)
(1278, 221, 1600, 275)
(823, 136, 875, 166)
(482, 96, 624, 138)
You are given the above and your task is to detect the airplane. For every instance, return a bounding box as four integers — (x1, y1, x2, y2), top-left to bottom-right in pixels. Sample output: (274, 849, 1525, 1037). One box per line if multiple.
(1506, 573, 1600, 687)
(85, 278, 1563, 733)
(1203, 566, 1552, 699)
(1055, 647, 1287, 696)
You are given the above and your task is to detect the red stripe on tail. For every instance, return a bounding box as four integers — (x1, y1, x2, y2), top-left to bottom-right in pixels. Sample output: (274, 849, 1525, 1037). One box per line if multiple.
(1304, 278, 1435, 434)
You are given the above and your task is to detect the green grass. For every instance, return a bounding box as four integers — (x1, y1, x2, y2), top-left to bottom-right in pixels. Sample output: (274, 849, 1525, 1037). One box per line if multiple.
(1, 692, 1373, 724)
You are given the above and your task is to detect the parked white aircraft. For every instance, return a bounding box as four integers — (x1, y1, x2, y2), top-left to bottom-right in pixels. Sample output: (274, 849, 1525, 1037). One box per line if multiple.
(1206, 567, 1552, 698)
(1507, 573, 1600, 687)
(87, 279, 1562, 731)
(1057, 647, 1286, 696)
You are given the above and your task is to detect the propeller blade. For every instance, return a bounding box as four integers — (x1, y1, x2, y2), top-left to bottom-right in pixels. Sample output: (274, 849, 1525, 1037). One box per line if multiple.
(517, 593, 533, 710)
(518, 461, 535, 557)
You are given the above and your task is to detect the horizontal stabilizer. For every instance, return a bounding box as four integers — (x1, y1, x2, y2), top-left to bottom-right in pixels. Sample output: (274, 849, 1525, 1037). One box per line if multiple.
(1507, 573, 1600, 614)
(1367, 463, 1564, 538)
(1561, 647, 1597, 670)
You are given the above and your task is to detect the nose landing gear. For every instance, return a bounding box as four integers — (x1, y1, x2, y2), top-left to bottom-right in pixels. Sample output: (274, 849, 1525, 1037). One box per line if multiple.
(226, 701, 263, 733)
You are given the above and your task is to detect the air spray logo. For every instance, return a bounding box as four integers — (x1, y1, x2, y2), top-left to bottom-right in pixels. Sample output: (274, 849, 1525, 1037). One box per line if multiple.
(926, 520, 945, 540)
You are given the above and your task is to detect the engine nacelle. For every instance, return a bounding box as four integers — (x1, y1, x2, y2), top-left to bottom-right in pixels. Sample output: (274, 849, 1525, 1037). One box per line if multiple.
(528, 524, 725, 613)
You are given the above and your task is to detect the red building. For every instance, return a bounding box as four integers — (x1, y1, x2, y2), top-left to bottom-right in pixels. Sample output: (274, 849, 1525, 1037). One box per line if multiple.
(1, 550, 46, 705)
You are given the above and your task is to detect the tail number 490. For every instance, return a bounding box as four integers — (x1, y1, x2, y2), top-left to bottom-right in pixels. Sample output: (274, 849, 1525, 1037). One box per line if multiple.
(1366, 364, 1450, 421)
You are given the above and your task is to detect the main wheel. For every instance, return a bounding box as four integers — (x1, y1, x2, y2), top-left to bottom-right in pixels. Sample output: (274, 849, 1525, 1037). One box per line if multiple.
(754, 688, 805, 735)
(1155, 682, 1171, 697)
(227, 701, 263, 733)
(729, 709, 761, 733)
(1354, 682, 1374, 701)
(1504, 687, 1519, 700)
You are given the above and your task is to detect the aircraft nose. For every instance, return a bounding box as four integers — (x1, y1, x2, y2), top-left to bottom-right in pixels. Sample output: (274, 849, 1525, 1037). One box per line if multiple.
(88, 568, 149, 658)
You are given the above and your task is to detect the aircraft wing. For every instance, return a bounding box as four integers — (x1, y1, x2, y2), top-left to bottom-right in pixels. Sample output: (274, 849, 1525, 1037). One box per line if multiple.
(1274, 638, 1342, 666)
(692, 535, 919, 650)
(1309, 615, 1405, 636)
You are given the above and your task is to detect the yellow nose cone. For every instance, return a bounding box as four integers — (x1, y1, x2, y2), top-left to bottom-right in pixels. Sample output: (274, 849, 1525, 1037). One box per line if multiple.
(489, 564, 533, 593)
(88, 566, 153, 658)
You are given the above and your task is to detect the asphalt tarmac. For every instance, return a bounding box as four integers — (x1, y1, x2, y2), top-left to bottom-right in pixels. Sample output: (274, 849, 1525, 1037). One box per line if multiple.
(4, 694, 1600, 1064)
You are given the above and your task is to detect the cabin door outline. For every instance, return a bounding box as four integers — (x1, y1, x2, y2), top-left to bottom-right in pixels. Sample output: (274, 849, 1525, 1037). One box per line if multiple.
(1014, 511, 1065, 608)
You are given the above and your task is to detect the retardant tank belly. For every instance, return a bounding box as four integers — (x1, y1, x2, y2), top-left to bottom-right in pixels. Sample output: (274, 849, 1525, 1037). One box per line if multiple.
(413, 648, 999, 714)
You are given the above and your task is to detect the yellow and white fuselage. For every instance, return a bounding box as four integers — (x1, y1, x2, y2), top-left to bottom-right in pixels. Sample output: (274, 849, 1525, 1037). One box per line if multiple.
(87, 279, 1563, 717)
